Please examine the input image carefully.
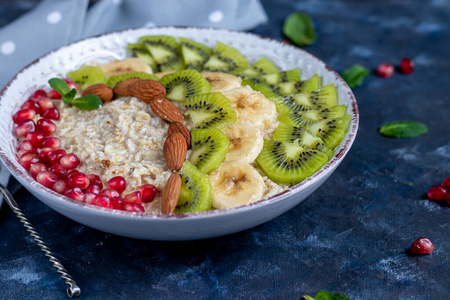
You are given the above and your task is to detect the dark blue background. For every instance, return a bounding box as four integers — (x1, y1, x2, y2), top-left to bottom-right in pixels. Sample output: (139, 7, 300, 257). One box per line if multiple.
(1, 0, 449, 299)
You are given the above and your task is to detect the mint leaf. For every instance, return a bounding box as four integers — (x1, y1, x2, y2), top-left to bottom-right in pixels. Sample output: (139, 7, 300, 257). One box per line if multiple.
(379, 121, 428, 138)
(283, 12, 316, 46)
(303, 291, 351, 300)
(48, 78, 70, 96)
(341, 64, 369, 88)
(62, 88, 77, 104)
(71, 94, 102, 110)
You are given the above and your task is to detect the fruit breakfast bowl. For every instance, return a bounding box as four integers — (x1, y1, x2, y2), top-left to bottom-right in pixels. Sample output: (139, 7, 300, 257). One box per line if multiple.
(0, 27, 358, 241)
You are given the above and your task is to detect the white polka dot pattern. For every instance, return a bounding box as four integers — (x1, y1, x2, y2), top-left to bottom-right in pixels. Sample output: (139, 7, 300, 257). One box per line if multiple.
(209, 11, 224, 23)
(46, 11, 62, 24)
(1, 41, 15, 55)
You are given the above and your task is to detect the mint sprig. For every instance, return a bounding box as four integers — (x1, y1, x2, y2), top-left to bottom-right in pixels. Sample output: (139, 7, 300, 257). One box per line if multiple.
(379, 121, 428, 138)
(48, 78, 102, 110)
(283, 12, 316, 46)
(341, 64, 369, 89)
(303, 291, 351, 300)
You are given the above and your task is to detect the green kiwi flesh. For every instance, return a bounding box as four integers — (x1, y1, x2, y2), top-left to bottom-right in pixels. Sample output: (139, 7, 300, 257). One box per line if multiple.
(106, 72, 160, 88)
(259, 68, 302, 84)
(175, 160, 212, 213)
(189, 128, 230, 174)
(203, 42, 248, 75)
(159, 70, 212, 102)
(277, 105, 347, 126)
(305, 115, 352, 149)
(179, 37, 212, 71)
(127, 43, 158, 72)
(67, 66, 107, 90)
(184, 92, 237, 130)
(256, 139, 329, 184)
(139, 35, 184, 71)
(239, 57, 280, 78)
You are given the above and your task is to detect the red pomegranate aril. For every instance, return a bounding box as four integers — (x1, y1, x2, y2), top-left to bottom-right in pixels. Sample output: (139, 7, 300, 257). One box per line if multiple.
(92, 195, 113, 209)
(30, 90, 47, 101)
(36, 171, 58, 188)
(107, 176, 127, 194)
(19, 139, 35, 151)
(111, 197, 124, 210)
(86, 185, 101, 195)
(65, 187, 84, 202)
(41, 137, 61, 149)
(42, 107, 60, 121)
(83, 193, 97, 204)
(60, 153, 80, 170)
(68, 172, 90, 189)
(52, 180, 68, 194)
(19, 152, 40, 169)
(26, 131, 45, 148)
(37, 97, 54, 114)
(47, 89, 62, 99)
(87, 174, 103, 189)
(123, 191, 143, 204)
(38, 147, 53, 165)
(399, 58, 414, 74)
(124, 203, 145, 212)
(138, 184, 157, 203)
(67, 169, 80, 178)
(30, 163, 48, 179)
(36, 119, 57, 136)
(49, 163, 67, 179)
(48, 149, 66, 165)
(15, 120, 36, 138)
(441, 178, 450, 189)
(13, 109, 36, 124)
(427, 185, 446, 200)
(376, 63, 394, 78)
(101, 188, 120, 198)
(17, 149, 36, 158)
(411, 237, 434, 254)
(22, 99, 41, 113)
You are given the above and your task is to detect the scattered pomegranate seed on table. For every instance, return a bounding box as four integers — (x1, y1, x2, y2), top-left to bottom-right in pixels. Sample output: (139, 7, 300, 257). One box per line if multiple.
(427, 185, 447, 201)
(441, 178, 450, 189)
(399, 57, 414, 74)
(411, 237, 434, 254)
(107, 176, 127, 193)
(376, 63, 394, 78)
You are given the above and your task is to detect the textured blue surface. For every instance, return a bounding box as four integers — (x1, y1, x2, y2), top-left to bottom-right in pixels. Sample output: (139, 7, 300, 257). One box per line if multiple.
(1, 0, 450, 299)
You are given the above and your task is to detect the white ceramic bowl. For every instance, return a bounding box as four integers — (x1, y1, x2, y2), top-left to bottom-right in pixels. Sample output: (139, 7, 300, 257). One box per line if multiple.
(0, 27, 358, 240)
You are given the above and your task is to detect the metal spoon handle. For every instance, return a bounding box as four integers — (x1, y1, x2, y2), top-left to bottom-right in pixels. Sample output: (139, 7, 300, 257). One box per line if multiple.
(0, 184, 81, 298)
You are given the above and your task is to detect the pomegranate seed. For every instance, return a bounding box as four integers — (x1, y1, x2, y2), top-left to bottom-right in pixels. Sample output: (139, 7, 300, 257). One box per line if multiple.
(38, 147, 53, 165)
(36, 119, 57, 136)
(86, 185, 101, 195)
(60, 153, 80, 170)
(37, 98, 54, 114)
(18, 139, 35, 151)
(30, 163, 48, 179)
(19, 152, 40, 169)
(41, 137, 61, 149)
(101, 188, 120, 198)
(68, 172, 90, 189)
(441, 178, 450, 189)
(36, 171, 58, 188)
(17, 149, 36, 158)
(92, 195, 113, 209)
(26, 131, 45, 148)
(123, 191, 143, 204)
(399, 58, 414, 74)
(48, 89, 62, 99)
(13, 109, 36, 124)
(87, 174, 103, 189)
(67, 169, 80, 178)
(42, 107, 60, 121)
(48, 149, 66, 165)
(124, 203, 145, 212)
(376, 63, 394, 78)
(30, 90, 47, 101)
(137, 184, 158, 203)
(65, 187, 84, 201)
(52, 180, 68, 194)
(83, 193, 97, 204)
(111, 197, 124, 210)
(427, 185, 446, 200)
(65, 79, 77, 90)
(411, 237, 434, 254)
(15, 120, 36, 138)
(445, 192, 450, 205)
(22, 99, 41, 113)
(49, 163, 67, 179)
(107, 176, 127, 193)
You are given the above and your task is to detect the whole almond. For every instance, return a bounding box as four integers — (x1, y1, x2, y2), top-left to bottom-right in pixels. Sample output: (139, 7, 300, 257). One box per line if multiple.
(164, 133, 187, 172)
(161, 173, 181, 214)
(113, 78, 140, 96)
(127, 79, 166, 102)
(82, 84, 113, 102)
(168, 122, 191, 148)
(150, 98, 184, 123)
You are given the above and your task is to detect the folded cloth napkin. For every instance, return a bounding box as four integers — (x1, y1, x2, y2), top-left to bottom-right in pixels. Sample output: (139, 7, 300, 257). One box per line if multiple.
(0, 0, 267, 198)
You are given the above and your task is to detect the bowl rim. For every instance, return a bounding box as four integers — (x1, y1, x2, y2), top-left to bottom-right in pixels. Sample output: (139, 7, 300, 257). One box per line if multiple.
(0, 26, 359, 220)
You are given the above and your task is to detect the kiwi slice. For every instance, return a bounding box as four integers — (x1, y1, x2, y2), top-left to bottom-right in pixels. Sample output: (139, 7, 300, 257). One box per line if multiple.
(260, 68, 302, 84)
(67, 66, 107, 90)
(189, 128, 230, 174)
(159, 70, 212, 102)
(306, 115, 352, 149)
(239, 57, 280, 78)
(277, 105, 347, 126)
(256, 139, 329, 184)
(273, 84, 338, 114)
(184, 92, 237, 130)
(179, 37, 212, 71)
(174, 160, 212, 213)
(127, 43, 158, 71)
(139, 36, 184, 71)
(106, 72, 159, 88)
(203, 42, 248, 75)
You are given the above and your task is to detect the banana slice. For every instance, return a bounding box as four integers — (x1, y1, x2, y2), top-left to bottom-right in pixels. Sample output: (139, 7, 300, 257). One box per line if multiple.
(201, 72, 242, 92)
(154, 70, 176, 78)
(101, 58, 152, 77)
(222, 124, 263, 164)
(222, 86, 277, 132)
(209, 162, 265, 209)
